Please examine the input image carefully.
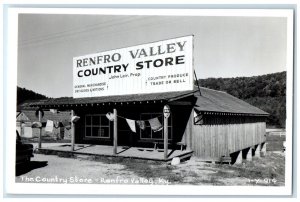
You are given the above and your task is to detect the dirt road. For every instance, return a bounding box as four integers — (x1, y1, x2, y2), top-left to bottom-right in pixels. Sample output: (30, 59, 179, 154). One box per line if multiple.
(15, 151, 285, 186)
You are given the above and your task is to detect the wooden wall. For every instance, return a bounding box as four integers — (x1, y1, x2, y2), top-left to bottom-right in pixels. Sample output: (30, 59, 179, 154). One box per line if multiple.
(191, 115, 266, 160)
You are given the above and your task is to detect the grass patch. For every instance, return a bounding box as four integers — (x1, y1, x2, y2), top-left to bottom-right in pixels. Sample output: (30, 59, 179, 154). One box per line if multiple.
(266, 134, 286, 142)
(91, 156, 184, 184)
(206, 152, 285, 186)
(120, 163, 183, 184)
(200, 176, 225, 185)
(22, 136, 71, 144)
(266, 132, 286, 151)
(88, 152, 285, 186)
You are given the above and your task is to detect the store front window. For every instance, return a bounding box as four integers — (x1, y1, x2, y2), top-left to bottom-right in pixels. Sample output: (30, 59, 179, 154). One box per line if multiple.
(85, 114, 110, 138)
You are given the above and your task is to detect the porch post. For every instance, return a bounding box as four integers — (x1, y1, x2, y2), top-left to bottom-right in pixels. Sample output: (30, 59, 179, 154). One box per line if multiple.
(164, 116, 168, 159)
(163, 105, 170, 160)
(113, 108, 118, 155)
(20, 121, 23, 137)
(38, 111, 42, 148)
(71, 110, 75, 151)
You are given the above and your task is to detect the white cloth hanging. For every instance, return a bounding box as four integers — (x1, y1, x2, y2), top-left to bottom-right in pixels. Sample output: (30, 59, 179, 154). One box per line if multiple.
(106, 112, 115, 121)
(45, 120, 54, 132)
(126, 119, 136, 133)
(71, 116, 80, 123)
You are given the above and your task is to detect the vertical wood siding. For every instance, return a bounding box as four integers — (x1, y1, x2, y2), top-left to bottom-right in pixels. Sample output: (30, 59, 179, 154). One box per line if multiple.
(192, 121, 266, 160)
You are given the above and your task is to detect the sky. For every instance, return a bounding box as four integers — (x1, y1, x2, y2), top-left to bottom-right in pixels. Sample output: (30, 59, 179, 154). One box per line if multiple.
(17, 13, 287, 98)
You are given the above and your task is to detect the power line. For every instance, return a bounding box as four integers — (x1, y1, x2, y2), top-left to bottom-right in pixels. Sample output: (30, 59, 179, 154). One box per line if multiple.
(19, 16, 142, 46)
(19, 16, 139, 44)
(19, 16, 189, 49)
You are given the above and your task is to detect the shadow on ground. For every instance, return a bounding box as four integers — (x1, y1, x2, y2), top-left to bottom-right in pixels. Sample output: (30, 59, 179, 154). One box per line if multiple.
(16, 161, 48, 176)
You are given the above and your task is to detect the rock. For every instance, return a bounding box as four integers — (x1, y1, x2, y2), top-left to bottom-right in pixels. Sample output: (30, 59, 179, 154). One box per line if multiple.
(171, 157, 180, 165)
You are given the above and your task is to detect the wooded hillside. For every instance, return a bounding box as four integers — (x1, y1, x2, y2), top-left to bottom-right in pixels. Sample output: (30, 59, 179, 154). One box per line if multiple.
(198, 71, 286, 128)
(17, 87, 48, 105)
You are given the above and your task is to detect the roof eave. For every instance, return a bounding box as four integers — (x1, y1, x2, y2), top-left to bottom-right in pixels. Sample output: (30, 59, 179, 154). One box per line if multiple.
(195, 110, 269, 116)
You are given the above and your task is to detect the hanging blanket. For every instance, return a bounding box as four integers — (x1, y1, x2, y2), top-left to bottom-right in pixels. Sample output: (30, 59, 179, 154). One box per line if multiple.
(136, 120, 146, 130)
(62, 119, 71, 130)
(148, 118, 163, 132)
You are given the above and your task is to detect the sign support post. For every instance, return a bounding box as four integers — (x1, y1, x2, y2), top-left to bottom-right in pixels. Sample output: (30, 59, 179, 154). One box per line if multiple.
(113, 108, 118, 155)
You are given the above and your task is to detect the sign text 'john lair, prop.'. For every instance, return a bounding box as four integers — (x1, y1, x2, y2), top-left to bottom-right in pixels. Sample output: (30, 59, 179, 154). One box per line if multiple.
(73, 36, 194, 98)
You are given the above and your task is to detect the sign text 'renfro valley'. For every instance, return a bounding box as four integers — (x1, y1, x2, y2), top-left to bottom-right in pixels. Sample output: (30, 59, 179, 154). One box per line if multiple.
(73, 36, 193, 98)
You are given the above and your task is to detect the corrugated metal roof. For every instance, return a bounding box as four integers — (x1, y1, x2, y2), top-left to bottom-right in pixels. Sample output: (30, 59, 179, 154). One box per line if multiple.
(194, 87, 268, 115)
(29, 87, 268, 116)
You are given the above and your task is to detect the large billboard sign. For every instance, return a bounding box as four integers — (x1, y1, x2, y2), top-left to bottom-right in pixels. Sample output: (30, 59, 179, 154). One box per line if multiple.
(73, 36, 194, 98)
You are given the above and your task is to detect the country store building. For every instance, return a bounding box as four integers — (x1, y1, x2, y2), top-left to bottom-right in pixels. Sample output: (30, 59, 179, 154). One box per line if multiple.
(30, 87, 268, 163)
(27, 36, 269, 163)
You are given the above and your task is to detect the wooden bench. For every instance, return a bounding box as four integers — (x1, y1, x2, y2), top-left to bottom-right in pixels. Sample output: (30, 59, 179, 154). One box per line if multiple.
(153, 141, 172, 150)
(176, 142, 187, 151)
(138, 140, 185, 151)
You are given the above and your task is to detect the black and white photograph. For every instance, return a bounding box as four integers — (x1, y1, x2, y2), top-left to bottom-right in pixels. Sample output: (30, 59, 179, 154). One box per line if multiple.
(3, 4, 295, 197)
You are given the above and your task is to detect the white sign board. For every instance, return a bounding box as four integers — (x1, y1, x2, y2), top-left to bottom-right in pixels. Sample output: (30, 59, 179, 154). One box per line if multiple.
(73, 36, 194, 98)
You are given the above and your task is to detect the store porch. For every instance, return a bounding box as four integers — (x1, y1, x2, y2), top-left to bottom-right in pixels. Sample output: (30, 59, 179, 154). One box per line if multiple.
(36, 144, 193, 162)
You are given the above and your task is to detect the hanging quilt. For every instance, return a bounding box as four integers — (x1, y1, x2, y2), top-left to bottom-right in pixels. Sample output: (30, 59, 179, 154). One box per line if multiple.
(136, 120, 146, 130)
(148, 118, 163, 132)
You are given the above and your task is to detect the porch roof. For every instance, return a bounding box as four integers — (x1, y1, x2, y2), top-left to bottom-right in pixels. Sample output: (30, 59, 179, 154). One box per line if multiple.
(30, 90, 197, 107)
(28, 87, 268, 116)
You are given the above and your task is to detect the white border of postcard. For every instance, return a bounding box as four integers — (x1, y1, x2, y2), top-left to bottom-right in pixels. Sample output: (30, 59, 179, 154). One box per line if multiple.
(4, 7, 294, 196)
